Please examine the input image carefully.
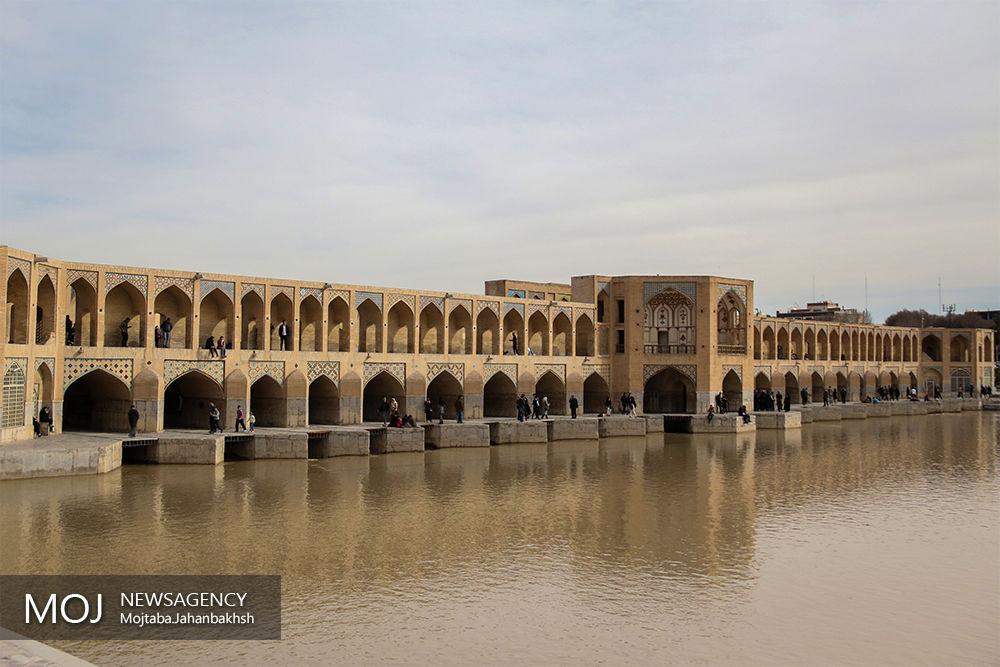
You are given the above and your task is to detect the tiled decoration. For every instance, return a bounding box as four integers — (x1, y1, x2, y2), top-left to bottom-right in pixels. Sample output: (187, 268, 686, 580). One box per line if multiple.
(356, 291, 383, 311)
(552, 305, 571, 319)
(249, 360, 285, 384)
(67, 269, 98, 289)
(200, 280, 235, 302)
(721, 365, 743, 382)
(63, 358, 133, 390)
(307, 361, 340, 387)
(477, 301, 500, 317)
(717, 282, 747, 304)
(597, 281, 611, 296)
(4, 357, 27, 375)
(164, 359, 225, 387)
(503, 302, 524, 317)
(327, 289, 350, 305)
(385, 293, 415, 312)
(105, 272, 148, 297)
(574, 307, 595, 323)
(37, 264, 58, 285)
(34, 357, 55, 376)
(448, 298, 473, 316)
(643, 364, 696, 384)
(583, 364, 610, 381)
(300, 287, 323, 304)
(241, 283, 265, 300)
(153, 276, 194, 299)
(420, 295, 444, 312)
(483, 363, 518, 384)
(643, 281, 696, 308)
(363, 362, 405, 388)
(534, 363, 566, 382)
(426, 362, 464, 385)
(271, 285, 294, 301)
(527, 303, 548, 318)
(7, 256, 30, 281)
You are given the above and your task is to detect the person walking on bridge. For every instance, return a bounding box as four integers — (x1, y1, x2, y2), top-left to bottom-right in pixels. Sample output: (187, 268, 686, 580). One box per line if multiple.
(278, 320, 290, 350)
(127, 404, 140, 438)
(569, 395, 579, 419)
(455, 395, 464, 423)
(161, 317, 173, 347)
(235, 405, 246, 432)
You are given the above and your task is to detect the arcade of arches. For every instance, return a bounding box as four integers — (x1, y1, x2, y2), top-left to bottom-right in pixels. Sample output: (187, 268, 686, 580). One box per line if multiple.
(2, 248, 993, 440)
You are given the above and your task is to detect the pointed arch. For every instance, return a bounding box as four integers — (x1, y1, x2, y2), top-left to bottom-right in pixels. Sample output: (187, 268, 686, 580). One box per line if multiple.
(5, 267, 29, 344)
(68, 277, 98, 346)
(502, 308, 524, 355)
(309, 375, 341, 424)
(817, 329, 829, 360)
(448, 304, 473, 355)
(722, 369, 742, 408)
(35, 273, 56, 344)
(2, 363, 27, 429)
(583, 372, 609, 414)
(357, 298, 382, 353)
(483, 372, 517, 417)
(240, 290, 265, 350)
(164, 369, 226, 428)
(362, 370, 404, 422)
(575, 313, 595, 356)
(717, 290, 746, 351)
(62, 368, 132, 432)
(155, 285, 193, 348)
(551, 312, 572, 356)
(104, 281, 146, 347)
(299, 295, 323, 351)
(269, 292, 294, 351)
(528, 310, 550, 355)
(386, 301, 414, 353)
(327, 296, 350, 352)
(476, 307, 500, 355)
(428, 371, 464, 419)
(643, 367, 695, 413)
(534, 370, 566, 415)
(762, 326, 776, 360)
(419, 302, 444, 354)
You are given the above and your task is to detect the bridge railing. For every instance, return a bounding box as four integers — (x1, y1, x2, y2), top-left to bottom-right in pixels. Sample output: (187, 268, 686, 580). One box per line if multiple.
(644, 344, 696, 355)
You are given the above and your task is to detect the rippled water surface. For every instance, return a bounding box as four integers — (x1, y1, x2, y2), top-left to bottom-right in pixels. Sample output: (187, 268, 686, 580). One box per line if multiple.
(2, 413, 998, 665)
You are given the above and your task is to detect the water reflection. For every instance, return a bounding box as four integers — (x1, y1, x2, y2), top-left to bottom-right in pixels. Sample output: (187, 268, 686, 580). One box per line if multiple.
(0, 413, 996, 665)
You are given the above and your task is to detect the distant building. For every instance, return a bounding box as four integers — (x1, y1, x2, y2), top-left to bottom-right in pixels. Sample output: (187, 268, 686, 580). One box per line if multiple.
(776, 301, 865, 324)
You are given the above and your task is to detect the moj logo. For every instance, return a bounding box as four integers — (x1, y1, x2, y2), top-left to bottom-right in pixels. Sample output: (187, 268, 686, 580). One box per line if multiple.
(25, 593, 103, 624)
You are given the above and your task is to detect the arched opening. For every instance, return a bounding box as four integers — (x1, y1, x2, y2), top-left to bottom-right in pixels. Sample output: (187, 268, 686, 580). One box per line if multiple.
(386, 301, 414, 354)
(154, 285, 192, 349)
(269, 293, 293, 351)
(448, 305, 473, 355)
(483, 373, 516, 417)
(2, 364, 26, 430)
(716, 291, 746, 351)
(528, 311, 549, 356)
(68, 278, 97, 346)
(476, 308, 500, 355)
(889, 371, 899, 392)
(753, 326, 762, 360)
(299, 295, 323, 352)
(363, 371, 404, 422)
(949, 335, 970, 362)
(984, 336, 993, 363)
(906, 372, 918, 391)
(862, 372, 877, 400)
(754, 372, 770, 391)
(104, 282, 145, 348)
(5, 268, 29, 344)
(776, 328, 789, 359)
(782, 371, 799, 404)
(722, 370, 742, 409)
(921, 334, 941, 362)
(63, 370, 132, 432)
(851, 332, 861, 362)
(419, 303, 444, 354)
(328, 296, 350, 352)
(881, 335, 891, 362)
(575, 314, 595, 356)
(811, 372, 824, 401)
(804, 329, 815, 360)
(644, 288, 695, 354)
(357, 299, 382, 353)
(250, 375, 286, 427)
(643, 368, 695, 414)
(427, 372, 463, 420)
(534, 371, 565, 415)
(502, 309, 524, 355)
(200, 288, 234, 351)
(164, 371, 226, 429)
(923, 369, 942, 396)
(817, 330, 829, 360)
(762, 326, 776, 360)
(902, 335, 912, 362)
(583, 373, 610, 414)
(790, 329, 803, 359)
(551, 312, 572, 356)
(841, 332, 851, 361)
(867, 332, 875, 361)
(308, 376, 340, 424)
(950, 368, 971, 395)
(891, 334, 901, 362)
(35, 275, 56, 344)
(837, 372, 848, 396)
(859, 332, 868, 361)
(240, 291, 265, 350)
(830, 330, 841, 361)
(32, 363, 54, 424)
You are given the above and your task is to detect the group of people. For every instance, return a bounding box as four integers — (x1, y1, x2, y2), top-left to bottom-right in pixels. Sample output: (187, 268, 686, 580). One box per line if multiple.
(752, 389, 794, 412)
(706, 403, 752, 424)
(153, 318, 174, 347)
(517, 394, 551, 421)
(379, 396, 422, 428)
(204, 335, 227, 357)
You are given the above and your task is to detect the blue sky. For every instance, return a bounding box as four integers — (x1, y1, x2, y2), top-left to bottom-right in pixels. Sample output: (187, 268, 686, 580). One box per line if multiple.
(2, 1, 998, 320)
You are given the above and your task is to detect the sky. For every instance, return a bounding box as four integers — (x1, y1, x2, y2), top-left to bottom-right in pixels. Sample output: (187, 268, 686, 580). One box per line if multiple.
(2, 1, 998, 321)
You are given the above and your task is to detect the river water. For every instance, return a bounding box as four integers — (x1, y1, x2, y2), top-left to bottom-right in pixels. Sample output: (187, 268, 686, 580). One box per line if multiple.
(1, 413, 997, 665)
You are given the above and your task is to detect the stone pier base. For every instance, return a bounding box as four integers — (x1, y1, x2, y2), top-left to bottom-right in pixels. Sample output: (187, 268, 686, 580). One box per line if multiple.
(598, 417, 647, 438)
(688, 413, 755, 433)
(547, 418, 600, 441)
(754, 411, 802, 429)
(422, 423, 490, 448)
(811, 406, 843, 422)
(642, 415, 664, 433)
(368, 427, 425, 454)
(840, 405, 869, 420)
(146, 434, 225, 464)
(310, 428, 369, 457)
(226, 431, 308, 460)
(487, 420, 548, 445)
(865, 403, 893, 418)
